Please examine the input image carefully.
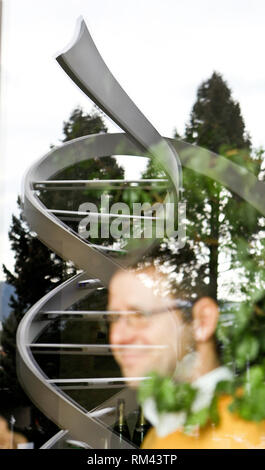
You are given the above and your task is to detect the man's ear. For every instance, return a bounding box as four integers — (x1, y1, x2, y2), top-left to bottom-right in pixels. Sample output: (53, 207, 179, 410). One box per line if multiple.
(192, 297, 219, 343)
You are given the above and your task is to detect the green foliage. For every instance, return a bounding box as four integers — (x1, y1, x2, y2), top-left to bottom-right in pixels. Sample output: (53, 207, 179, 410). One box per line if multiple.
(138, 372, 230, 433)
(235, 334, 259, 370)
(185, 383, 231, 432)
(138, 364, 265, 432)
(62, 106, 107, 141)
(185, 407, 210, 432)
(185, 72, 250, 152)
(229, 365, 265, 422)
(216, 291, 265, 372)
(138, 371, 197, 414)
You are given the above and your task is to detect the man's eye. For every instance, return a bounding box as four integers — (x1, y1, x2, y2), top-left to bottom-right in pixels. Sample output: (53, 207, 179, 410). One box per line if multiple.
(137, 310, 150, 318)
(133, 312, 143, 319)
(133, 311, 151, 321)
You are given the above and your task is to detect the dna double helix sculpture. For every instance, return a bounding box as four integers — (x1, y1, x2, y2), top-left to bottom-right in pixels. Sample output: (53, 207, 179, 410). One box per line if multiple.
(16, 18, 265, 449)
(16, 18, 184, 449)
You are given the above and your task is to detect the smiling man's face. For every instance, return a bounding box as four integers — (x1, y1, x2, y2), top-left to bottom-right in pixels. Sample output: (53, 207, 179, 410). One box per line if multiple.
(108, 267, 193, 387)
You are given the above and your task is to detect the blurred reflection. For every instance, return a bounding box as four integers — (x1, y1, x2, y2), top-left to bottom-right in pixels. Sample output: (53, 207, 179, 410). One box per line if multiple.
(108, 263, 221, 387)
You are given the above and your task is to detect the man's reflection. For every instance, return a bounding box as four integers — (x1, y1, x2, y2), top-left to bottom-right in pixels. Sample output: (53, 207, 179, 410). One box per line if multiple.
(108, 264, 220, 387)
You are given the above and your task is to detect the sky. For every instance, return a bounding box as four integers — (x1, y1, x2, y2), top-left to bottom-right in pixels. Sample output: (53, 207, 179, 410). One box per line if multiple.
(0, 0, 265, 280)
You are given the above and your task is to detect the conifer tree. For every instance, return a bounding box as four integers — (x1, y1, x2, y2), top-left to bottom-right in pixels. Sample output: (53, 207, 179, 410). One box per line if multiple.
(143, 72, 262, 301)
